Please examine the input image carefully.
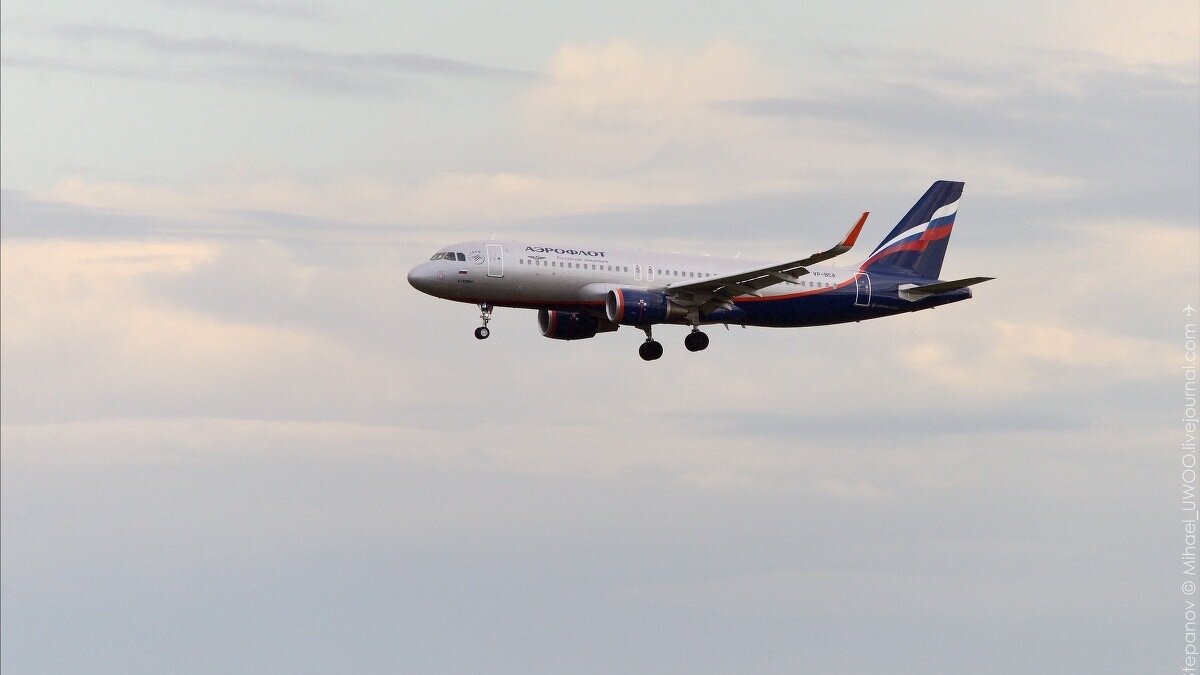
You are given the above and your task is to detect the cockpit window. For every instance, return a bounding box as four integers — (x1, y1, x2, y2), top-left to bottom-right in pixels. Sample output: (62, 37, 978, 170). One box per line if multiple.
(456, 252, 466, 262)
(430, 252, 445, 260)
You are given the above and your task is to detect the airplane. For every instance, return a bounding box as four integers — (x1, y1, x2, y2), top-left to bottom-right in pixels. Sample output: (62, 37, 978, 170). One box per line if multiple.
(407, 180, 992, 361)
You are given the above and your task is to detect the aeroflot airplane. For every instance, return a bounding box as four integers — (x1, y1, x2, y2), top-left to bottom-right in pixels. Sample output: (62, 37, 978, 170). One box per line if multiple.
(408, 180, 992, 361)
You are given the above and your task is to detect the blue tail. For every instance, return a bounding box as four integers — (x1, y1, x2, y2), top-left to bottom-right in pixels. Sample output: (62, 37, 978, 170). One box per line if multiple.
(861, 181, 963, 279)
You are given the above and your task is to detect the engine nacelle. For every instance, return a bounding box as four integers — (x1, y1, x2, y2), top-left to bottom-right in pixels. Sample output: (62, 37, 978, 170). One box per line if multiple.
(538, 310, 617, 340)
(605, 288, 687, 326)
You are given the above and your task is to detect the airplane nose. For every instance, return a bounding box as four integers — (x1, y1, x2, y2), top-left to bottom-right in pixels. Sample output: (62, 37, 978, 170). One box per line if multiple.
(407, 264, 432, 293)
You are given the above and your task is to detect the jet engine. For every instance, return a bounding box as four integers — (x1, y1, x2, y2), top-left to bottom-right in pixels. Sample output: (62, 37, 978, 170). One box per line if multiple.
(605, 289, 687, 326)
(538, 310, 618, 340)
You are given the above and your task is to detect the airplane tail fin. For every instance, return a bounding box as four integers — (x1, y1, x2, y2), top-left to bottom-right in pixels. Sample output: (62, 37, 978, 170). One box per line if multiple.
(860, 180, 963, 279)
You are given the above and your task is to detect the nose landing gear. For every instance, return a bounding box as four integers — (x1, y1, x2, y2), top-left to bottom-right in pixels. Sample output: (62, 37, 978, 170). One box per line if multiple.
(475, 303, 493, 340)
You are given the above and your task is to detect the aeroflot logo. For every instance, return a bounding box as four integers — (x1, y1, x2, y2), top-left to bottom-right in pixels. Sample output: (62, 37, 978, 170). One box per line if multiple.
(526, 246, 606, 258)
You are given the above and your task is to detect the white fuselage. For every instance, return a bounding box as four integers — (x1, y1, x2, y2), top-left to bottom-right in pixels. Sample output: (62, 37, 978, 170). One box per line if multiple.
(407, 240, 854, 311)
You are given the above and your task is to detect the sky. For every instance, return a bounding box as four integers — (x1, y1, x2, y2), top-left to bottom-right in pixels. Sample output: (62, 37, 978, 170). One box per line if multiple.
(1, 1, 1198, 673)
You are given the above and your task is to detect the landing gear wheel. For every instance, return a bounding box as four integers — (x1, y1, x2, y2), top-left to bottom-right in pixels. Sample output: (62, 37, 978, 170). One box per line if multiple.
(639, 340, 664, 361)
(684, 330, 709, 352)
(475, 303, 493, 340)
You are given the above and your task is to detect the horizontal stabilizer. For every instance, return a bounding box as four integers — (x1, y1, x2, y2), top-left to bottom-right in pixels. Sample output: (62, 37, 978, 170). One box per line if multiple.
(899, 276, 993, 301)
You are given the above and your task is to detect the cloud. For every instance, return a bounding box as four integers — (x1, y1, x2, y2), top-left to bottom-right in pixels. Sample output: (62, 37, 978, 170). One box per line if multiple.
(1039, 0, 1200, 66)
(16, 40, 1194, 234)
(150, 0, 335, 21)
(720, 55, 1199, 218)
(0, 239, 416, 426)
(29, 169, 799, 230)
(529, 39, 779, 131)
(4, 24, 533, 96)
(899, 319, 1176, 393)
(52, 24, 530, 78)
(2, 13, 1193, 673)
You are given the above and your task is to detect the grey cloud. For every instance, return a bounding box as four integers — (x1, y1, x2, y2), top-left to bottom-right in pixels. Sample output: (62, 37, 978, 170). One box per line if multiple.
(52, 25, 532, 79)
(0, 189, 187, 239)
(151, 0, 336, 21)
(1, 53, 422, 95)
(671, 406, 1092, 441)
(0, 190, 415, 241)
(5, 24, 535, 95)
(1, 39, 1191, 675)
(718, 58, 1199, 221)
(0, 427, 1170, 674)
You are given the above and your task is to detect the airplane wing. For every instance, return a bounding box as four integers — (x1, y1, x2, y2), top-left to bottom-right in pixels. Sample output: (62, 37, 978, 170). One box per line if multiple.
(664, 212, 868, 309)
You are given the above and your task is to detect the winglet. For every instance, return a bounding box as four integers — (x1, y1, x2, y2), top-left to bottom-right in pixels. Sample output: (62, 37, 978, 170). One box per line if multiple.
(841, 212, 868, 249)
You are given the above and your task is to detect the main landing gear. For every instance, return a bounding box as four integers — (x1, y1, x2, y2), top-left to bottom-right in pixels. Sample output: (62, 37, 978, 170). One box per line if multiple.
(637, 326, 710, 360)
(684, 329, 710, 352)
(474, 303, 493, 340)
(638, 326, 664, 361)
